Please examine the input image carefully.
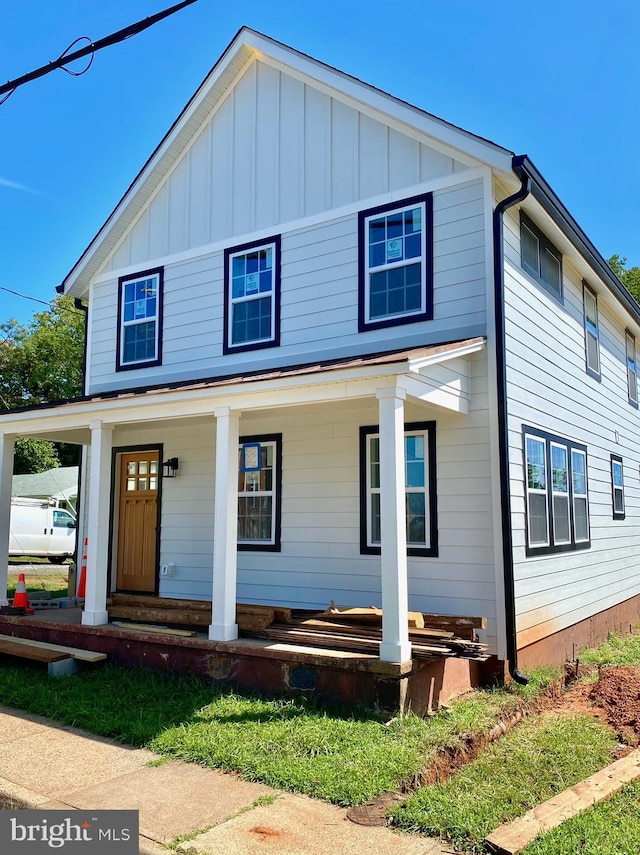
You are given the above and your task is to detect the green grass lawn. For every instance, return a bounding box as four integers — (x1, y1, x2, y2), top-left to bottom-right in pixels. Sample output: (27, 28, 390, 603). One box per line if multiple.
(6, 571, 70, 598)
(521, 779, 640, 855)
(0, 660, 554, 807)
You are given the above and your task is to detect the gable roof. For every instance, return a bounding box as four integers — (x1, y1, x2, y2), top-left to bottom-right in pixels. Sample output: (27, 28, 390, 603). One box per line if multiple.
(59, 26, 514, 298)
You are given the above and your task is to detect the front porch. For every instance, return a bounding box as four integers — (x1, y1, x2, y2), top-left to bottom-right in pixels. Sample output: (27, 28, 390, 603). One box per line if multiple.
(0, 601, 498, 716)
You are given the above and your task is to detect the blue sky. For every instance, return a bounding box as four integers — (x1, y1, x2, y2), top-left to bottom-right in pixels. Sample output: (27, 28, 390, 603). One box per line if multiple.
(1, 0, 638, 326)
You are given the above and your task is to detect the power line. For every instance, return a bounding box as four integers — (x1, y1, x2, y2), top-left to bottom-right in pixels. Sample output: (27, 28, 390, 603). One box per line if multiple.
(0, 287, 84, 315)
(0, 0, 198, 104)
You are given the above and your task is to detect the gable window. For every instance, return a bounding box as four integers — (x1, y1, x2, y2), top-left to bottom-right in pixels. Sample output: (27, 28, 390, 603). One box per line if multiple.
(224, 236, 281, 354)
(359, 421, 437, 557)
(523, 426, 590, 554)
(237, 434, 282, 551)
(520, 212, 562, 300)
(626, 331, 638, 407)
(611, 454, 625, 520)
(358, 194, 433, 332)
(583, 283, 600, 379)
(116, 268, 163, 370)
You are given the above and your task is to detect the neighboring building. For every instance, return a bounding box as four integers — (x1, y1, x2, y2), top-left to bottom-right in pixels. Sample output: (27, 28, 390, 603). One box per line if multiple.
(12, 466, 79, 513)
(0, 28, 638, 679)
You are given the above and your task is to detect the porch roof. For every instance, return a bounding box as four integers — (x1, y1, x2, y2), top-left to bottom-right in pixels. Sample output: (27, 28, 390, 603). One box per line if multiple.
(0, 337, 485, 443)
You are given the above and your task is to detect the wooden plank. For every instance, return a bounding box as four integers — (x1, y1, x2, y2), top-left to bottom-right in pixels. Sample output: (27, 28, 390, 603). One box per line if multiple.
(109, 593, 290, 622)
(0, 634, 106, 663)
(484, 748, 640, 855)
(111, 622, 197, 637)
(422, 614, 487, 630)
(317, 606, 425, 629)
(108, 605, 210, 627)
(0, 640, 70, 664)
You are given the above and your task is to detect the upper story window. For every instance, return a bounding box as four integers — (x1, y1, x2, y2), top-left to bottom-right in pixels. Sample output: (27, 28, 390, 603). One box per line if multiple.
(626, 331, 638, 407)
(359, 421, 437, 557)
(611, 454, 625, 520)
(523, 426, 590, 555)
(116, 268, 163, 371)
(358, 194, 433, 332)
(583, 283, 600, 379)
(520, 212, 562, 300)
(237, 434, 282, 551)
(224, 236, 281, 354)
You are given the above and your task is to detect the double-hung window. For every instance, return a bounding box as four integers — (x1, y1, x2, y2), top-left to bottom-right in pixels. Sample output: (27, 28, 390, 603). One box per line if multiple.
(626, 331, 638, 407)
(117, 268, 163, 370)
(224, 236, 280, 354)
(358, 194, 433, 332)
(611, 454, 625, 520)
(360, 421, 437, 557)
(583, 283, 600, 379)
(520, 212, 562, 300)
(523, 427, 590, 554)
(237, 434, 282, 551)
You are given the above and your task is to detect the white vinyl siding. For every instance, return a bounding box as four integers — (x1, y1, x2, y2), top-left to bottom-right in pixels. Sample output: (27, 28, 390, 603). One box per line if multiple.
(88, 178, 486, 394)
(503, 196, 640, 653)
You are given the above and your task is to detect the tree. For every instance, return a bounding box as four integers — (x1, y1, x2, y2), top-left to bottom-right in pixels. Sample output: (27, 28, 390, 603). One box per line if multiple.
(609, 255, 640, 305)
(0, 296, 85, 474)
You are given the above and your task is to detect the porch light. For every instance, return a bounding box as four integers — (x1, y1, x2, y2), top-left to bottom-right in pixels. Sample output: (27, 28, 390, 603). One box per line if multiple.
(163, 457, 179, 478)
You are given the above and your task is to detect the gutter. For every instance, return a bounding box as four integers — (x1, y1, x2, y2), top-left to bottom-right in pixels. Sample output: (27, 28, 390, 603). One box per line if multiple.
(73, 298, 89, 397)
(492, 167, 531, 685)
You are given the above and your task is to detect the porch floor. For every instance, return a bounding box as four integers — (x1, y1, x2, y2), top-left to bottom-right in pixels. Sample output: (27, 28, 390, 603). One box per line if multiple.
(0, 606, 498, 716)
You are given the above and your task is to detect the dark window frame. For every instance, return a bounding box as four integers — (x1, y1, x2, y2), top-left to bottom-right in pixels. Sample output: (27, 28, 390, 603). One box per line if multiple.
(626, 330, 638, 408)
(359, 420, 438, 558)
(116, 267, 164, 371)
(522, 425, 590, 556)
(611, 453, 625, 520)
(223, 235, 281, 355)
(237, 432, 282, 552)
(582, 281, 601, 381)
(358, 193, 434, 332)
(520, 211, 563, 301)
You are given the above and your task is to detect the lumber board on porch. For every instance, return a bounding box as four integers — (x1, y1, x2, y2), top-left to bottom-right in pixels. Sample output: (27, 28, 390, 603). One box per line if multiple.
(109, 593, 292, 623)
(108, 604, 275, 632)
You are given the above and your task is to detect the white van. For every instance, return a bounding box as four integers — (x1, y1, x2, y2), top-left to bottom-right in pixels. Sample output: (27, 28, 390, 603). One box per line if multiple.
(9, 497, 77, 563)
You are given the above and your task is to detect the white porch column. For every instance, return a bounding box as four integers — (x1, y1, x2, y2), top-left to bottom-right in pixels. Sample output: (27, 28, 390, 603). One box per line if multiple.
(210, 406, 240, 641)
(376, 387, 412, 663)
(82, 420, 113, 626)
(0, 433, 15, 603)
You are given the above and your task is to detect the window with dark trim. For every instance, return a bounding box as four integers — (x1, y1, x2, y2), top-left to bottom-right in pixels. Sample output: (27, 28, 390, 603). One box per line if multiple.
(523, 426, 590, 555)
(520, 212, 562, 300)
(359, 421, 437, 557)
(583, 282, 600, 379)
(237, 433, 282, 551)
(358, 193, 433, 332)
(116, 267, 163, 370)
(626, 331, 638, 407)
(611, 454, 625, 520)
(224, 236, 281, 354)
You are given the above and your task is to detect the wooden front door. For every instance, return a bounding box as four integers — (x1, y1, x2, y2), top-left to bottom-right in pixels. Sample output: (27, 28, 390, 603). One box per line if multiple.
(116, 450, 160, 592)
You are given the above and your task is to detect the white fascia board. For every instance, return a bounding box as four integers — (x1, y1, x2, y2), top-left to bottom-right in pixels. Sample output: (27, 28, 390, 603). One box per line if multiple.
(407, 338, 485, 372)
(399, 373, 468, 414)
(245, 31, 513, 172)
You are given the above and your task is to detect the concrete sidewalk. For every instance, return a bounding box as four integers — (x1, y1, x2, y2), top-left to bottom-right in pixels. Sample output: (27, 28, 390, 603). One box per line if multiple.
(0, 706, 451, 854)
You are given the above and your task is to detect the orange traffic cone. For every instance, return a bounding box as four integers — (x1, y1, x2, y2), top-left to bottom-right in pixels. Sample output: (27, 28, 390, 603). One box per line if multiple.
(77, 538, 87, 599)
(13, 573, 34, 614)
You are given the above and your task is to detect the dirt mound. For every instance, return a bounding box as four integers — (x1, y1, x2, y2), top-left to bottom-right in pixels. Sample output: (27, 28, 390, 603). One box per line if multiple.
(590, 665, 640, 743)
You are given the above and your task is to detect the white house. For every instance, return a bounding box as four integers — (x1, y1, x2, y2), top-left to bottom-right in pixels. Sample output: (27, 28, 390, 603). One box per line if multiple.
(1, 28, 638, 682)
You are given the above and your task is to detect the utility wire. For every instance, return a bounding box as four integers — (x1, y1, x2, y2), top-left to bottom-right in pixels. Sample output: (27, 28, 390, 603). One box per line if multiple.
(0, 0, 198, 104)
(0, 286, 85, 315)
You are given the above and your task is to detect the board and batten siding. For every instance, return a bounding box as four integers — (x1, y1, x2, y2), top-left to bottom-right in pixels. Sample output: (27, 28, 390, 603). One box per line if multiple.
(105, 58, 468, 271)
(502, 206, 640, 651)
(108, 360, 498, 650)
(87, 177, 487, 393)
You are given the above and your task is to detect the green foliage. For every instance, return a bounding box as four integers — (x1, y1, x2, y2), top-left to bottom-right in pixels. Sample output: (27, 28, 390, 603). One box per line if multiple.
(1, 296, 85, 473)
(0, 295, 84, 408)
(609, 254, 640, 304)
(391, 714, 618, 852)
(13, 436, 60, 474)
